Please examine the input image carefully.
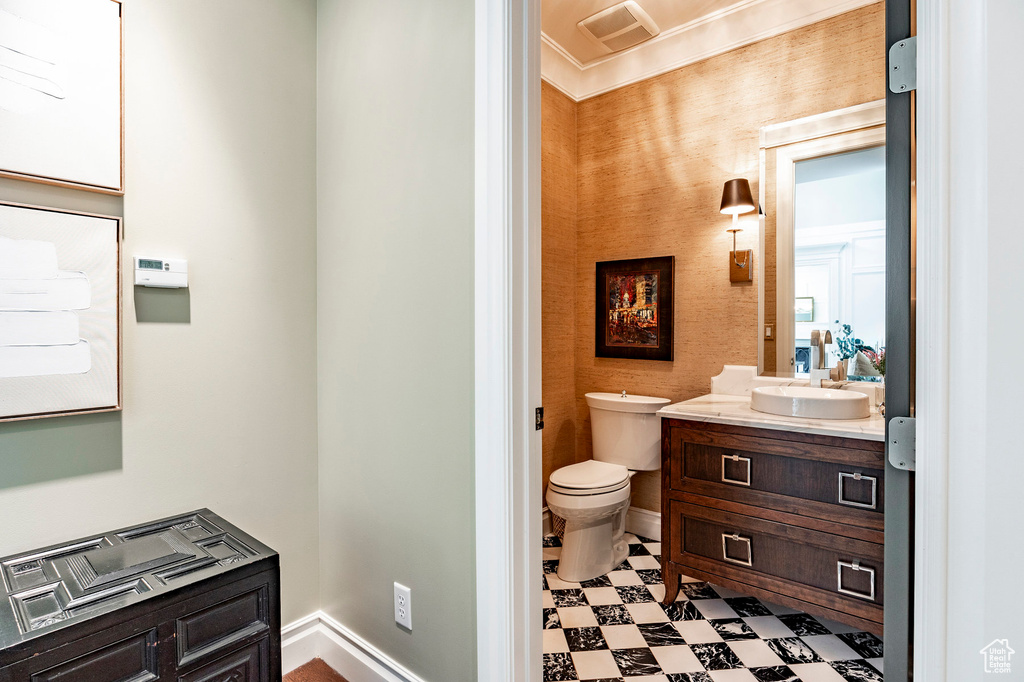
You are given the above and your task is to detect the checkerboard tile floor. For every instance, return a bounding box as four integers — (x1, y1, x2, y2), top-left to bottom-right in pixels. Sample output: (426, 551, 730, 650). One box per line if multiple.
(542, 534, 883, 682)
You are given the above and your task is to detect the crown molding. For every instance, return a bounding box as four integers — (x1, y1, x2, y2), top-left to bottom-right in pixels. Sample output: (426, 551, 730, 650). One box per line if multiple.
(540, 36, 581, 100)
(541, 0, 880, 101)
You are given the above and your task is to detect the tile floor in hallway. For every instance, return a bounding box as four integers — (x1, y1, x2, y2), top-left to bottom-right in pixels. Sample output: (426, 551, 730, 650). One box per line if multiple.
(542, 534, 883, 682)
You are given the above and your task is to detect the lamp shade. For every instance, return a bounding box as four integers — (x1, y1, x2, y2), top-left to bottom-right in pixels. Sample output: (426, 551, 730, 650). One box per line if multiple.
(720, 178, 756, 215)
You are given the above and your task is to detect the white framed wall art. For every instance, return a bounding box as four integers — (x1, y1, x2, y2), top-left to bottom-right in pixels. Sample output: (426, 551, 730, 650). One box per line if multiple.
(0, 0, 122, 193)
(0, 201, 121, 421)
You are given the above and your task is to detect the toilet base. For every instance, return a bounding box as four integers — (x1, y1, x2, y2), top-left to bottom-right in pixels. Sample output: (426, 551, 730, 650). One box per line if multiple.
(555, 502, 629, 582)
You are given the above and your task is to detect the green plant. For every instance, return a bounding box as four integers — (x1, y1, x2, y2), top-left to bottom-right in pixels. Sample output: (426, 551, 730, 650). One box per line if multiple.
(833, 321, 874, 361)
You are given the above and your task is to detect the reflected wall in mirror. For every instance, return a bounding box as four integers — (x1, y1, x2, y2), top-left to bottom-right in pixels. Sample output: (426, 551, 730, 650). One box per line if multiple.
(758, 101, 886, 380)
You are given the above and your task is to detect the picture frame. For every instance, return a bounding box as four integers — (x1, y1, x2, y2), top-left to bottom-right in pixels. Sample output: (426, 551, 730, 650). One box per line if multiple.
(0, 0, 123, 193)
(795, 296, 814, 322)
(595, 256, 674, 361)
(0, 201, 122, 421)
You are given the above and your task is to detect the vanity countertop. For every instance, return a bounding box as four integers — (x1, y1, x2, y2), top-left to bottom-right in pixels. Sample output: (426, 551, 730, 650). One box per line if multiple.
(657, 393, 885, 441)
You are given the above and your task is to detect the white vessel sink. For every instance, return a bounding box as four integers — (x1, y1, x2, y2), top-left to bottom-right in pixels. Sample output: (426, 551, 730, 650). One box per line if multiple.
(750, 386, 870, 420)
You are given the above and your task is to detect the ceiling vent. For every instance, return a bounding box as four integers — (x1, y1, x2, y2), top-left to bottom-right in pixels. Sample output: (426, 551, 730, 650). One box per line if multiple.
(577, 1, 660, 55)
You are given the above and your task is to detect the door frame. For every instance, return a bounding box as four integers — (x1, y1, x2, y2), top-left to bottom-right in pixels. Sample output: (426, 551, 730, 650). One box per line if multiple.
(474, 0, 960, 680)
(474, 0, 542, 680)
(913, 0, 972, 679)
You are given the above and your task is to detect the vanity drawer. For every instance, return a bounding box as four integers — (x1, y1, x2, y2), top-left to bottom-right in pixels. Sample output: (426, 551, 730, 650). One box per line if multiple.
(178, 638, 270, 682)
(176, 583, 271, 668)
(665, 420, 885, 531)
(677, 442, 884, 511)
(668, 501, 884, 619)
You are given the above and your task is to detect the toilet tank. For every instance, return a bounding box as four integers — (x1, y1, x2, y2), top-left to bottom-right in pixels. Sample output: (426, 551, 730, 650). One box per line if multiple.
(586, 392, 671, 471)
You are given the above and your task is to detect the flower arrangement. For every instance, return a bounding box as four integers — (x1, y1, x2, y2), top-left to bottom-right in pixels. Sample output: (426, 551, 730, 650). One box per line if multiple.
(833, 321, 874, 361)
(862, 348, 886, 376)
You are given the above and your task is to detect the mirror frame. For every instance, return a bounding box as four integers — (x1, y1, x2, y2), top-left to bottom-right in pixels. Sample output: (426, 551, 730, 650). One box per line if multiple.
(758, 100, 886, 376)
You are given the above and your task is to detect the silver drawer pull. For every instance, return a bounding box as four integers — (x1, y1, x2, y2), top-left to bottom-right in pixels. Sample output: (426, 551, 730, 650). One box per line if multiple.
(837, 560, 876, 601)
(722, 533, 753, 566)
(721, 454, 752, 487)
(838, 472, 878, 509)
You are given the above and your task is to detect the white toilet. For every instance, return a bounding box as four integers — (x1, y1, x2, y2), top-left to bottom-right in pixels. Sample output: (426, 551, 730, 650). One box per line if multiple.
(546, 391, 670, 582)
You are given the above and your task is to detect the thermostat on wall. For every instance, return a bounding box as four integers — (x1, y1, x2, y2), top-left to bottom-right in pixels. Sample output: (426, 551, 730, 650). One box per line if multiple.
(134, 256, 188, 288)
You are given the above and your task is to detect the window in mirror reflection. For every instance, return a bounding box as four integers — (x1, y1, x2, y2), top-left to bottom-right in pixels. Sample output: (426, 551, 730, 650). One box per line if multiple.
(793, 145, 885, 378)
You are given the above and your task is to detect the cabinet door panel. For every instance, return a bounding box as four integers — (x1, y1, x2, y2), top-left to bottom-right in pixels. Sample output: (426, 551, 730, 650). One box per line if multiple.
(28, 629, 158, 682)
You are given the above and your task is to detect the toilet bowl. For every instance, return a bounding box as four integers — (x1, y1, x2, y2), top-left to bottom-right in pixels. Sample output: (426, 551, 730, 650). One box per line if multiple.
(546, 461, 632, 582)
(546, 392, 670, 582)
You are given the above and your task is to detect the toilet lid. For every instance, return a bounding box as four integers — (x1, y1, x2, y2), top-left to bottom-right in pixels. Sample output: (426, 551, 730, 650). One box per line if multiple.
(549, 460, 629, 490)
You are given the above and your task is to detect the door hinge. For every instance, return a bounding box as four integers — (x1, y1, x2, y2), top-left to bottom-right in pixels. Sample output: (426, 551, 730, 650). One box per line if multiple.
(888, 36, 917, 93)
(535, 407, 544, 431)
(888, 416, 916, 471)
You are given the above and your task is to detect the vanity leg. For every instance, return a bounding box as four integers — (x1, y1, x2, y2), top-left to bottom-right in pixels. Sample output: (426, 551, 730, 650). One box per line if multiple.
(662, 563, 680, 604)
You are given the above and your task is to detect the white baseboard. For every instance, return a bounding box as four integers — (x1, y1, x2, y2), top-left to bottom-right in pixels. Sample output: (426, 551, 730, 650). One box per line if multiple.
(281, 612, 426, 682)
(542, 505, 661, 542)
(281, 613, 323, 674)
(625, 506, 661, 542)
(282, 509, 661, 680)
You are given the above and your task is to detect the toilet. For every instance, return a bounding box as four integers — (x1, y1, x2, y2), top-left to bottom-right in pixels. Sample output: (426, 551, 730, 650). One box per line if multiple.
(546, 391, 670, 582)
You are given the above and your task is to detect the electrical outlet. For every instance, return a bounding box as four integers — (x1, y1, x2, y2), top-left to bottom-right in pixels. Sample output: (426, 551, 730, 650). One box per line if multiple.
(394, 582, 412, 629)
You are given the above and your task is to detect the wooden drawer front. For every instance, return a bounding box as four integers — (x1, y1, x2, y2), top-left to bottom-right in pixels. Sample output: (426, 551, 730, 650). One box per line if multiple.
(177, 585, 269, 668)
(677, 441, 884, 514)
(29, 629, 158, 682)
(670, 502, 883, 605)
(178, 639, 269, 682)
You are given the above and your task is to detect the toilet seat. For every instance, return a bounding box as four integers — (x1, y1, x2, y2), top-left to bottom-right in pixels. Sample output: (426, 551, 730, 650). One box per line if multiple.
(548, 460, 629, 496)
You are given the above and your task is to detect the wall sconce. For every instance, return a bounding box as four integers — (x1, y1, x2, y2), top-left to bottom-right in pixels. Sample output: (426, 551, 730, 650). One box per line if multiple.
(720, 178, 755, 283)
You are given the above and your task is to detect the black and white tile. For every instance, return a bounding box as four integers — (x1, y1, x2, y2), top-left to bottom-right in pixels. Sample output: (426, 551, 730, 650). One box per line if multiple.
(689, 642, 744, 671)
(566, 627, 609, 652)
(838, 632, 884, 660)
(552, 589, 590, 608)
(777, 613, 833, 637)
(709, 618, 760, 641)
(765, 637, 825, 665)
(749, 665, 802, 681)
(542, 533, 884, 681)
(830, 660, 885, 682)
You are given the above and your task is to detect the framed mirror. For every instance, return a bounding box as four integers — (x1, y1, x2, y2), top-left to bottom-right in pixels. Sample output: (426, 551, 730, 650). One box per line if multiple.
(758, 101, 886, 380)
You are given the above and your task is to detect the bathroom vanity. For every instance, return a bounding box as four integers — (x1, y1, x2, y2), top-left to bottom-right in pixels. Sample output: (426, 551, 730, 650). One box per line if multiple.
(658, 392, 885, 635)
(0, 510, 280, 682)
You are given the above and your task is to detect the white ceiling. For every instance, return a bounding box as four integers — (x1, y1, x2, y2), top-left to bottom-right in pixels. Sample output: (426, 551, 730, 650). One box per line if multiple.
(542, 0, 740, 66)
(541, 0, 880, 101)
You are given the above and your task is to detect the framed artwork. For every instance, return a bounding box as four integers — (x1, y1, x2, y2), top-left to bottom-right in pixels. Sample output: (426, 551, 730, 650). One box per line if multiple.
(795, 296, 814, 322)
(0, 201, 121, 421)
(595, 256, 673, 361)
(0, 0, 123, 193)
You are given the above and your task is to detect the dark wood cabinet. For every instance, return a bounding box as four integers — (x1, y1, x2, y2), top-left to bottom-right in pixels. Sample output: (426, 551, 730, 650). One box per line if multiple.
(0, 510, 281, 682)
(661, 419, 885, 635)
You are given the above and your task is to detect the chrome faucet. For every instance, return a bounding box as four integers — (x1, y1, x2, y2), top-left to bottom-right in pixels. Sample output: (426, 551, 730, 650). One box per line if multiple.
(809, 330, 834, 388)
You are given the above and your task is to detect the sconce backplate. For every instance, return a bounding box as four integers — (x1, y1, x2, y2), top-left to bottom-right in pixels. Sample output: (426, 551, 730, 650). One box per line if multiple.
(730, 250, 753, 283)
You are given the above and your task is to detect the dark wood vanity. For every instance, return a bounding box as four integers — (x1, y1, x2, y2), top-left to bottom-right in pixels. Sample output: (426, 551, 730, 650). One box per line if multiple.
(661, 418, 885, 635)
(0, 509, 281, 682)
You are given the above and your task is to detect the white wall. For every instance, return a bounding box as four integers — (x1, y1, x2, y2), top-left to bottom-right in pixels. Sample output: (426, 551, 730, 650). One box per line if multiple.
(795, 170, 886, 231)
(316, 1, 478, 680)
(942, 0, 1024, 678)
(0, 0, 321, 625)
